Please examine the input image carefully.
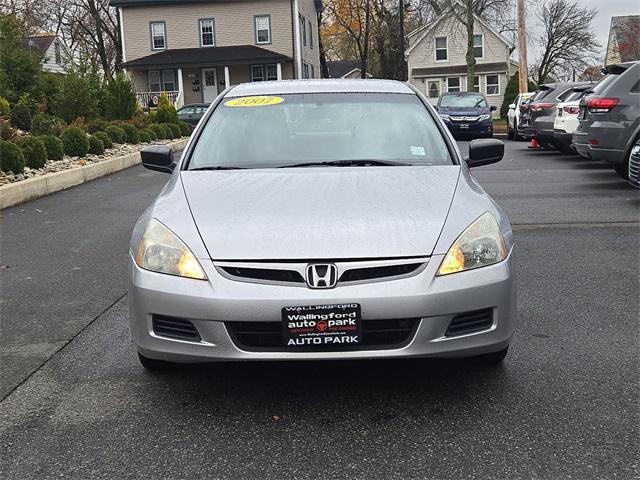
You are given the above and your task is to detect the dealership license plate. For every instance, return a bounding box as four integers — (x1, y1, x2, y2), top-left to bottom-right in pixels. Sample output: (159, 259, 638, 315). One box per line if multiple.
(282, 304, 361, 347)
(459, 123, 469, 129)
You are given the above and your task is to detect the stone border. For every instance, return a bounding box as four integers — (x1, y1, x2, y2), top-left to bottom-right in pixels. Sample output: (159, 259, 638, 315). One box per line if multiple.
(0, 138, 188, 209)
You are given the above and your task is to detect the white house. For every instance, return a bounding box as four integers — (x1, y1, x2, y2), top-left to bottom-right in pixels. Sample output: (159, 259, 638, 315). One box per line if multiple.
(21, 35, 70, 74)
(406, 9, 517, 114)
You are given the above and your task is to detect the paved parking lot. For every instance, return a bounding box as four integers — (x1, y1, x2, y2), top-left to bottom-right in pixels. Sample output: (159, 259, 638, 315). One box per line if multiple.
(1, 140, 638, 479)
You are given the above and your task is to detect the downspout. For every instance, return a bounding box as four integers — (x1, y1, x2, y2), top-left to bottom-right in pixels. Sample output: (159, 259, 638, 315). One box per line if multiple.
(118, 7, 127, 67)
(293, 0, 302, 79)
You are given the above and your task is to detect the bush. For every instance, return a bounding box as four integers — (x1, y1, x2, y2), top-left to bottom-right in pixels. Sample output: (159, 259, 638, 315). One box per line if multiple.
(15, 136, 47, 168)
(60, 126, 89, 157)
(162, 124, 176, 139)
(88, 135, 105, 155)
(148, 123, 165, 140)
(39, 134, 64, 161)
(102, 73, 137, 120)
(0, 97, 9, 116)
(119, 123, 140, 144)
(139, 130, 151, 143)
(178, 121, 192, 136)
(93, 131, 112, 149)
(31, 113, 59, 135)
(0, 140, 25, 174)
(153, 93, 178, 124)
(0, 118, 17, 141)
(10, 101, 35, 131)
(51, 73, 98, 123)
(87, 118, 109, 133)
(129, 110, 149, 129)
(104, 125, 126, 144)
(142, 128, 157, 141)
(167, 123, 181, 138)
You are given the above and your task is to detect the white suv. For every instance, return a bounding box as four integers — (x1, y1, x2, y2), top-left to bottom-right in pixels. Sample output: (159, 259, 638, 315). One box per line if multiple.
(507, 92, 534, 140)
(553, 86, 591, 153)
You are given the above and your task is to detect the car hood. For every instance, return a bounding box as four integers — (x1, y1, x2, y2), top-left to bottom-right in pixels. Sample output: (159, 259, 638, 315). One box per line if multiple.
(181, 166, 460, 260)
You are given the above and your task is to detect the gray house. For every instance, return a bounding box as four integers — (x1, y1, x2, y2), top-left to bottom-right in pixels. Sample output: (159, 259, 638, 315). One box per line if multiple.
(406, 9, 517, 113)
(21, 35, 70, 74)
(110, 0, 322, 109)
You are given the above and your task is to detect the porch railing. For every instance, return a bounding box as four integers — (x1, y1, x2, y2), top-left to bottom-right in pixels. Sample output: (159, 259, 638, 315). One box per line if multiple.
(136, 91, 184, 110)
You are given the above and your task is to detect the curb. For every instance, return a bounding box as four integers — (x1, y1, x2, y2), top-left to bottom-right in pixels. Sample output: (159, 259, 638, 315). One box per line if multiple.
(0, 138, 188, 209)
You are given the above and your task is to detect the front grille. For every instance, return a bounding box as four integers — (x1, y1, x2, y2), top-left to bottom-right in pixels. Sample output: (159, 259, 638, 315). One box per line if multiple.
(152, 315, 201, 341)
(339, 263, 423, 283)
(220, 266, 305, 284)
(445, 309, 493, 337)
(226, 318, 420, 351)
(629, 149, 640, 188)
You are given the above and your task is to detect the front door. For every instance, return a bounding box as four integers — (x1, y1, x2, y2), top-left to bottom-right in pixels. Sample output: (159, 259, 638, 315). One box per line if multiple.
(202, 68, 218, 103)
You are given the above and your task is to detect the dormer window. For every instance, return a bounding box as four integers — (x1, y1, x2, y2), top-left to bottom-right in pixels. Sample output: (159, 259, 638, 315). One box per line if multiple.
(435, 37, 447, 61)
(150, 22, 166, 50)
(199, 19, 215, 47)
(255, 15, 271, 44)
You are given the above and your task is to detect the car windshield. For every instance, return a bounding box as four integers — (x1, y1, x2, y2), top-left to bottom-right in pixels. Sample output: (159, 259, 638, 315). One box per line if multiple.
(439, 95, 487, 108)
(564, 90, 587, 102)
(187, 93, 452, 169)
(589, 74, 618, 94)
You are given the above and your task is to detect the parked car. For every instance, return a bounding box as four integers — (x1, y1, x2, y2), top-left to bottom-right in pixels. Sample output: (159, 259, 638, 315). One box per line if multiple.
(628, 141, 640, 188)
(524, 82, 592, 150)
(507, 92, 534, 140)
(177, 103, 210, 126)
(573, 61, 640, 181)
(130, 80, 516, 371)
(516, 96, 534, 140)
(436, 92, 496, 138)
(552, 85, 593, 153)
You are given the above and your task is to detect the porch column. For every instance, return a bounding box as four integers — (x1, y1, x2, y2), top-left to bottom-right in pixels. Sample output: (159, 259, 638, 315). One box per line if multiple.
(224, 66, 230, 88)
(177, 67, 184, 108)
(276, 63, 282, 80)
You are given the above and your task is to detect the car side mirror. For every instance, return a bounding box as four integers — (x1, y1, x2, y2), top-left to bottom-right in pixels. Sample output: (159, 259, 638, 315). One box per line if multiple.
(490, 105, 497, 112)
(466, 139, 504, 168)
(508, 103, 516, 109)
(141, 145, 174, 174)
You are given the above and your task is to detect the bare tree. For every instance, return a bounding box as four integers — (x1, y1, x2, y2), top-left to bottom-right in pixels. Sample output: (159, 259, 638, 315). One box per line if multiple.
(324, 0, 373, 77)
(533, 0, 600, 85)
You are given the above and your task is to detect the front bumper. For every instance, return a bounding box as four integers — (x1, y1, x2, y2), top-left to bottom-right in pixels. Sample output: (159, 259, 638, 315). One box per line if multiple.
(443, 120, 493, 136)
(128, 252, 517, 362)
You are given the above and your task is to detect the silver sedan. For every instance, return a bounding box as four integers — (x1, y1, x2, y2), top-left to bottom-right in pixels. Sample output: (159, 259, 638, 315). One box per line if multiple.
(130, 79, 516, 371)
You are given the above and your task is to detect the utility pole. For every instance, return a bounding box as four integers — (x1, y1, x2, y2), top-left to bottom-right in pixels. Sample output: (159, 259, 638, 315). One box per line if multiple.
(399, 0, 406, 81)
(517, 0, 528, 93)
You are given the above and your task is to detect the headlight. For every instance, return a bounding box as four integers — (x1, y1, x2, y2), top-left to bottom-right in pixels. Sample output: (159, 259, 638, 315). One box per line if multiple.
(439, 114, 451, 122)
(479, 114, 491, 121)
(135, 218, 207, 280)
(437, 212, 507, 275)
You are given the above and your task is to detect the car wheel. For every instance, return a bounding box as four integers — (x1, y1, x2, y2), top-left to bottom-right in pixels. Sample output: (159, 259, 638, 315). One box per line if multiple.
(473, 346, 509, 365)
(514, 120, 523, 141)
(507, 124, 513, 140)
(137, 352, 176, 372)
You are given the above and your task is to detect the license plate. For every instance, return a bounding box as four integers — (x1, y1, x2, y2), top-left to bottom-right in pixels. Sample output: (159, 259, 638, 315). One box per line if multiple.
(459, 124, 469, 129)
(282, 304, 361, 347)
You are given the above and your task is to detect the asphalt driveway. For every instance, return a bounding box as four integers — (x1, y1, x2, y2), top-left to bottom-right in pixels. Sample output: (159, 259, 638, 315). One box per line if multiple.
(1, 141, 638, 479)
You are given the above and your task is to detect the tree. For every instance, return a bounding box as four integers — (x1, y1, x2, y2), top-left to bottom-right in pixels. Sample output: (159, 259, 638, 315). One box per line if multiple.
(102, 73, 137, 120)
(533, 0, 600, 85)
(52, 73, 98, 122)
(0, 15, 43, 103)
(436, 0, 515, 93)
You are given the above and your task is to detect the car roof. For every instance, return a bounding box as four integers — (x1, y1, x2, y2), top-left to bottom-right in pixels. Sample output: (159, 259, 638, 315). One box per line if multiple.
(225, 79, 415, 97)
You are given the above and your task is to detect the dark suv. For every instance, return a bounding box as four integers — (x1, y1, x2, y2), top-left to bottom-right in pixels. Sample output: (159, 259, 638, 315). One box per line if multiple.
(436, 92, 496, 138)
(522, 82, 591, 149)
(573, 62, 640, 183)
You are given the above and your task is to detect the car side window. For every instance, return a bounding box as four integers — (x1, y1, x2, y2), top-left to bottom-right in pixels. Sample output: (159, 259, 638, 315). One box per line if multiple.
(631, 79, 640, 94)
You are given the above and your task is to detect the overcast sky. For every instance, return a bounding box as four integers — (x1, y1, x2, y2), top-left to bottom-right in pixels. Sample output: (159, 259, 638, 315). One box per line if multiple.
(525, 0, 639, 63)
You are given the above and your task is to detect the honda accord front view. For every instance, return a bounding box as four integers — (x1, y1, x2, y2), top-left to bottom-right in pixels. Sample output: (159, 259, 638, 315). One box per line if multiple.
(129, 79, 516, 371)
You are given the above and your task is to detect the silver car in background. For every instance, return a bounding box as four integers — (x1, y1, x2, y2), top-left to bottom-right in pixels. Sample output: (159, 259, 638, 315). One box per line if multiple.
(129, 80, 516, 371)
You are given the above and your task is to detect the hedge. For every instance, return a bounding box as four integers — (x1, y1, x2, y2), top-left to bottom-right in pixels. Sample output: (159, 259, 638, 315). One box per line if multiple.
(148, 124, 165, 140)
(164, 123, 179, 139)
(119, 123, 140, 144)
(105, 125, 126, 144)
(39, 135, 64, 161)
(139, 130, 152, 143)
(87, 119, 109, 133)
(178, 121, 192, 136)
(0, 140, 26, 174)
(93, 131, 112, 149)
(60, 126, 89, 157)
(15, 136, 47, 168)
(142, 128, 157, 141)
(88, 135, 105, 155)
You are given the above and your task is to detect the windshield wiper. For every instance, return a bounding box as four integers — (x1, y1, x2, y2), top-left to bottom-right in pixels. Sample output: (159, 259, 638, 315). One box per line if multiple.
(189, 166, 247, 171)
(279, 159, 412, 168)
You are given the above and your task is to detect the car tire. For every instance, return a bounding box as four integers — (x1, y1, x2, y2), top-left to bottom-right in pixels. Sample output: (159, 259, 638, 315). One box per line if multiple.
(507, 124, 514, 140)
(473, 346, 509, 365)
(137, 352, 175, 372)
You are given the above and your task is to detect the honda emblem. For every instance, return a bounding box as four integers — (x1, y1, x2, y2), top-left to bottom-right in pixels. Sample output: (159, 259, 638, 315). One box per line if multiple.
(305, 264, 338, 289)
